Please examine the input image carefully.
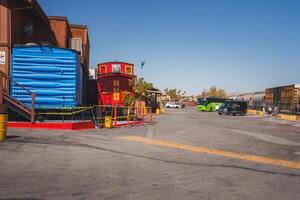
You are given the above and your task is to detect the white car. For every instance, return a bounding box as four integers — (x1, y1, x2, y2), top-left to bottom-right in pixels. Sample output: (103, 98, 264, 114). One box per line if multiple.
(165, 102, 182, 109)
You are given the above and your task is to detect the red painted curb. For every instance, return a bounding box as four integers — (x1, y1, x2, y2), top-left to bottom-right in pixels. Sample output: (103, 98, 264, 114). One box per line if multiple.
(7, 121, 95, 130)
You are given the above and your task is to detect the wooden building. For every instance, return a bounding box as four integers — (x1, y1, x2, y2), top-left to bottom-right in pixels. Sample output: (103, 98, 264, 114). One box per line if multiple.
(0, 0, 91, 104)
(48, 16, 71, 48)
(69, 24, 90, 74)
(0, 0, 57, 87)
(265, 84, 300, 113)
(69, 24, 90, 104)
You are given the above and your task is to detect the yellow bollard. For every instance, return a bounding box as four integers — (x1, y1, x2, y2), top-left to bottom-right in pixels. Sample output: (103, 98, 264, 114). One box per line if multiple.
(0, 114, 8, 141)
(104, 116, 112, 128)
(144, 107, 148, 115)
(156, 108, 160, 115)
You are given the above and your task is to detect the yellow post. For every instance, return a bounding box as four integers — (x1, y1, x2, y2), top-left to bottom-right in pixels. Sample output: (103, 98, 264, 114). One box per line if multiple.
(104, 116, 112, 128)
(156, 108, 160, 115)
(160, 103, 165, 114)
(0, 114, 8, 141)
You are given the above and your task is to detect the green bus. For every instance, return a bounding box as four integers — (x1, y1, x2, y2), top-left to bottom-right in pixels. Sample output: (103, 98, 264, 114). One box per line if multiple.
(196, 97, 226, 112)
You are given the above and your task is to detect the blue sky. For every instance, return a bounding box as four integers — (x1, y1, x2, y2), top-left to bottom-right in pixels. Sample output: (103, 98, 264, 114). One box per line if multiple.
(39, 0, 300, 95)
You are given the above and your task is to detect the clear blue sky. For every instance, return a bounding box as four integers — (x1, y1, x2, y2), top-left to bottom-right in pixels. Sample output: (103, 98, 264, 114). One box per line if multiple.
(39, 0, 300, 95)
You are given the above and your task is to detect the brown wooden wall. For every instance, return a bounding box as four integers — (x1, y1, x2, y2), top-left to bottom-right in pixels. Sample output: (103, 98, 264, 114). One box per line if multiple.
(265, 85, 298, 112)
(70, 25, 90, 71)
(264, 88, 274, 106)
(11, 11, 56, 45)
(48, 16, 70, 48)
(0, 1, 10, 46)
(280, 85, 296, 111)
(0, 0, 11, 86)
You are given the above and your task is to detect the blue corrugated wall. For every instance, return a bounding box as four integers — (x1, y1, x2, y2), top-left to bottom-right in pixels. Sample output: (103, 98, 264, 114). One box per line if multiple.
(11, 46, 83, 109)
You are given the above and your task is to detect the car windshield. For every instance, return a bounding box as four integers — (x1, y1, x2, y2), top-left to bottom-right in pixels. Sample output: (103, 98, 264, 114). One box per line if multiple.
(197, 98, 205, 105)
(223, 101, 233, 108)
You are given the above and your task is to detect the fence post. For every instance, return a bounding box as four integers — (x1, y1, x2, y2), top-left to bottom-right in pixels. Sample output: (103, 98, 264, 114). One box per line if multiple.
(114, 105, 117, 128)
(99, 106, 102, 128)
(134, 107, 137, 126)
(127, 107, 130, 127)
(0, 77, 3, 105)
(31, 93, 35, 122)
(150, 107, 153, 125)
(141, 108, 145, 125)
(0, 77, 6, 114)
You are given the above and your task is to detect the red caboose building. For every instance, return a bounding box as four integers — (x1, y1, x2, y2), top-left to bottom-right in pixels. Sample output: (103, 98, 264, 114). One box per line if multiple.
(97, 61, 135, 105)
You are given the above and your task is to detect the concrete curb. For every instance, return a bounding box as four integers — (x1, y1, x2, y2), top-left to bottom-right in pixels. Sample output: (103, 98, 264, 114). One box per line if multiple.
(247, 109, 299, 122)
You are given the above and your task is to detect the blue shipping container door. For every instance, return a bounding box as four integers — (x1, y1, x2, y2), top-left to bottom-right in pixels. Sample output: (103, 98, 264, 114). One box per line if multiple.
(11, 46, 83, 109)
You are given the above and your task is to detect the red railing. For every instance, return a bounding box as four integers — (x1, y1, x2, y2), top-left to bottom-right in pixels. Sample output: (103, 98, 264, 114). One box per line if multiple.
(0, 71, 35, 122)
(96, 105, 153, 128)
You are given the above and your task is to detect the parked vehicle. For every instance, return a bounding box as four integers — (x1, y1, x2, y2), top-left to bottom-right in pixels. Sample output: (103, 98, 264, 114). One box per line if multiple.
(165, 102, 182, 109)
(218, 101, 247, 116)
(179, 102, 185, 108)
(197, 97, 226, 112)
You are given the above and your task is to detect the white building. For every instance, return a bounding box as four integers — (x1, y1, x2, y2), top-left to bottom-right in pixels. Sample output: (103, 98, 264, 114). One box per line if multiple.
(89, 68, 97, 79)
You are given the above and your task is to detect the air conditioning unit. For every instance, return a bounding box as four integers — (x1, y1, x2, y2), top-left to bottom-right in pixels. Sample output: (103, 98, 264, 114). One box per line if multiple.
(70, 38, 82, 55)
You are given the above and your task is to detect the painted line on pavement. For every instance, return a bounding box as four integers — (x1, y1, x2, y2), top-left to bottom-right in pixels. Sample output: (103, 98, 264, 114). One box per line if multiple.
(118, 135, 300, 170)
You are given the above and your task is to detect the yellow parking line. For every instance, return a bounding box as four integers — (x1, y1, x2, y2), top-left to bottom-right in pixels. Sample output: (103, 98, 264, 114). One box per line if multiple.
(118, 135, 300, 170)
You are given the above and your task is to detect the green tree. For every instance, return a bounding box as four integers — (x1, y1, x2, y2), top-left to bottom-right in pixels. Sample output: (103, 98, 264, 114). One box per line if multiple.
(132, 77, 153, 100)
(122, 91, 135, 106)
(164, 88, 185, 101)
(197, 86, 227, 98)
(216, 88, 227, 98)
(123, 77, 153, 106)
(206, 86, 217, 97)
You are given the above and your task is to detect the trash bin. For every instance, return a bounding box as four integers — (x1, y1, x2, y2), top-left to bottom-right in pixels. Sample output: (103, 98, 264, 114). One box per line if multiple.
(0, 113, 8, 141)
(105, 116, 112, 128)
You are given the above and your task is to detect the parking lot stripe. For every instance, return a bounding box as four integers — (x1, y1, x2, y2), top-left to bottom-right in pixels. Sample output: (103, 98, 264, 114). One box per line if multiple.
(119, 135, 300, 170)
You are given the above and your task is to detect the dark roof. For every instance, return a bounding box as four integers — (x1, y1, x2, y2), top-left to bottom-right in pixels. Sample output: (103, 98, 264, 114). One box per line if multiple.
(266, 84, 300, 90)
(48, 16, 68, 21)
(147, 87, 162, 94)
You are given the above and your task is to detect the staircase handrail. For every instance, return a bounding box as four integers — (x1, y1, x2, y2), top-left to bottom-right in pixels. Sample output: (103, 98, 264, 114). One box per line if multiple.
(0, 71, 35, 122)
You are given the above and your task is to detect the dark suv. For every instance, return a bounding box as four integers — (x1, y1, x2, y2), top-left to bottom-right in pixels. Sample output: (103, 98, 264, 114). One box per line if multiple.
(218, 101, 247, 116)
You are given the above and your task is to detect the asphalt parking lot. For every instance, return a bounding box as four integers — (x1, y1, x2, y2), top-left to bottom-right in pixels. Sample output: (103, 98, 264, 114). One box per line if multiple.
(0, 107, 300, 200)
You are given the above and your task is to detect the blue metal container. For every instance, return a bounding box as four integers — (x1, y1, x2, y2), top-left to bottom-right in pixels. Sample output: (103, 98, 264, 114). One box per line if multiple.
(11, 46, 83, 109)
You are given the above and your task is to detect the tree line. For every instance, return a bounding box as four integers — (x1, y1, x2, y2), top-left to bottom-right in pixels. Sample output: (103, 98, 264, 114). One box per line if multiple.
(196, 86, 227, 99)
(164, 86, 228, 102)
(123, 77, 228, 105)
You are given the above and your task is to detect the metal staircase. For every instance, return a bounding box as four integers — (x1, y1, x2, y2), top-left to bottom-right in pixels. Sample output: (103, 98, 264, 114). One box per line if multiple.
(0, 71, 35, 122)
